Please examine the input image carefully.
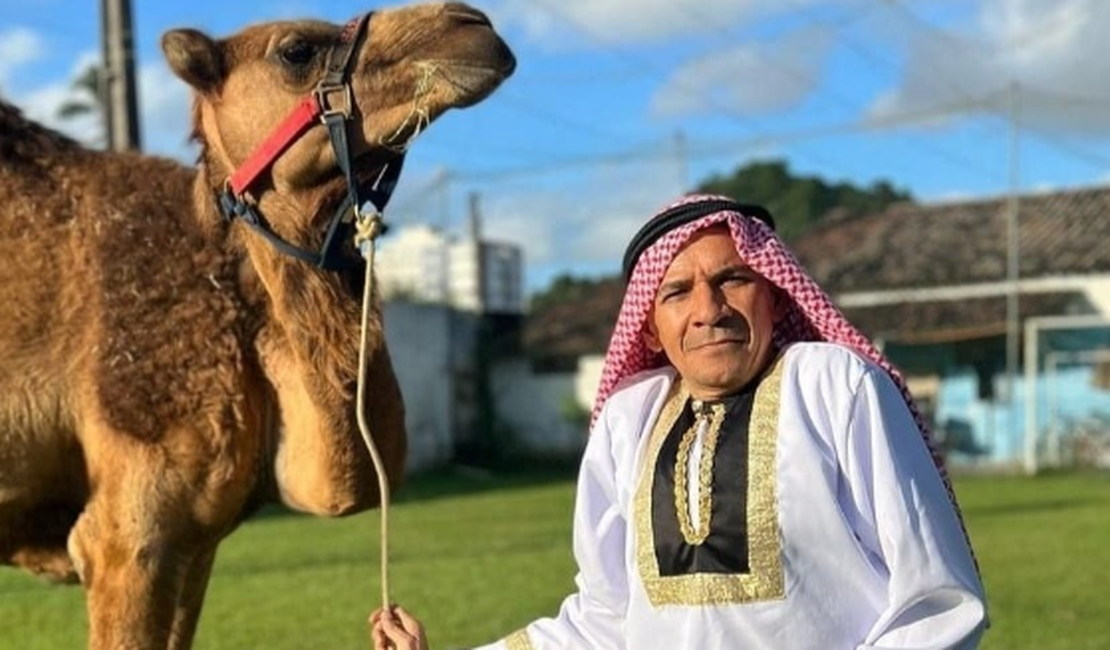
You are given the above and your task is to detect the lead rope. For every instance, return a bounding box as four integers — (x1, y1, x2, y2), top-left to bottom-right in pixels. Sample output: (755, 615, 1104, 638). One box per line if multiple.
(353, 211, 391, 626)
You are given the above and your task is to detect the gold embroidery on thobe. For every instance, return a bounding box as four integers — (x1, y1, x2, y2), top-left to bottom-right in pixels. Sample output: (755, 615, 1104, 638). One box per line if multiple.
(504, 628, 533, 650)
(674, 401, 727, 545)
(635, 356, 787, 606)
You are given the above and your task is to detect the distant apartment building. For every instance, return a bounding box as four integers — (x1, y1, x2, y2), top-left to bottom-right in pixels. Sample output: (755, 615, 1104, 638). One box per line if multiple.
(375, 225, 452, 303)
(376, 224, 524, 314)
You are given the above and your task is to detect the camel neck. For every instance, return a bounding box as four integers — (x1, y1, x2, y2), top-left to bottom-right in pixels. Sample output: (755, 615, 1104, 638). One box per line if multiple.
(256, 246, 369, 394)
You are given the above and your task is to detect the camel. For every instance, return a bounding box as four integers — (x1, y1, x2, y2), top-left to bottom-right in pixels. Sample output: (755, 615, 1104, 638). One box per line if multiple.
(0, 3, 514, 648)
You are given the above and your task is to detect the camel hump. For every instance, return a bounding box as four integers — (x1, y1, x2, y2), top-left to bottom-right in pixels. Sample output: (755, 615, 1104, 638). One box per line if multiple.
(0, 100, 83, 163)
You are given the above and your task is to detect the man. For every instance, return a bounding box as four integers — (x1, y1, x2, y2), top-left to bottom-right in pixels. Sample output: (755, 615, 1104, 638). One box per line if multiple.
(374, 195, 987, 650)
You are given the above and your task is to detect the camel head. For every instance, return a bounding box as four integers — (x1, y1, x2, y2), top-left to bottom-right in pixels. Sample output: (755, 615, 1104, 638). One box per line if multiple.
(163, 2, 515, 243)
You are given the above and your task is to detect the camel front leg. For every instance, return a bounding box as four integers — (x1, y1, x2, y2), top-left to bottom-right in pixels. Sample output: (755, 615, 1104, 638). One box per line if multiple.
(167, 545, 218, 650)
(70, 500, 187, 650)
(67, 430, 227, 650)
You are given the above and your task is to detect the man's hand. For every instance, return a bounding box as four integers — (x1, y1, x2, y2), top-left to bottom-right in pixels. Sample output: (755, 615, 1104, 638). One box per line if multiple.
(371, 605, 429, 650)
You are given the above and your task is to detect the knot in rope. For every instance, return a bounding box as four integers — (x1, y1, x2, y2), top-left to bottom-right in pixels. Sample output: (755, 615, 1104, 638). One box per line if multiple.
(354, 212, 385, 256)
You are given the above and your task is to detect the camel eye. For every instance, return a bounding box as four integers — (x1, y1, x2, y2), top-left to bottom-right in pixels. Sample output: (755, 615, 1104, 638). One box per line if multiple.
(279, 40, 316, 66)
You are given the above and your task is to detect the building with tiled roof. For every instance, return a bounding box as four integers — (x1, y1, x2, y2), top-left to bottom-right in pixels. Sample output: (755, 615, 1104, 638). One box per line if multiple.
(792, 187, 1110, 345)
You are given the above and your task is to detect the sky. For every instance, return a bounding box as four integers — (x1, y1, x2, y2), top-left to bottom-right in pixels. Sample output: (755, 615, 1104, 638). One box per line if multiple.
(4, 0, 1110, 292)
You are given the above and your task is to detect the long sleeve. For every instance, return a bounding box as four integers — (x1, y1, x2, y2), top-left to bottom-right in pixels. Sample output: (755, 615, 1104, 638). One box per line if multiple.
(474, 406, 631, 650)
(836, 367, 987, 650)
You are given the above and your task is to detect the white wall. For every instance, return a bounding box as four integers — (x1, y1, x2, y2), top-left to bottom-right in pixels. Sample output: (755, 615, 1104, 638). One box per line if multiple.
(376, 225, 451, 303)
(383, 303, 602, 467)
(575, 354, 605, 411)
(448, 240, 480, 312)
(382, 301, 455, 472)
(448, 240, 525, 314)
(490, 359, 588, 456)
(1087, 278, 1110, 316)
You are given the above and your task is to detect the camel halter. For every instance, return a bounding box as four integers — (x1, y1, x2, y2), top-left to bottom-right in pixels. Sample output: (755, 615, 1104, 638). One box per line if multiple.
(216, 11, 399, 634)
(216, 12, 406, 271)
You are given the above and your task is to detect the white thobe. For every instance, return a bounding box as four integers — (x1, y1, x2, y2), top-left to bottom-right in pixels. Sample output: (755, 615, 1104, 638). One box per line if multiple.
(476, 342, 987, 650)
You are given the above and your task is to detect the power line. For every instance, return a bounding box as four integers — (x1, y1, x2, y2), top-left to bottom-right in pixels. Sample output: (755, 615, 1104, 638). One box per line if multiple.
(876, 2, 1109, 419)
(455, 91, 1006, 182)
(674, 0, 1003, 179)
(389, 169, 451, 219)
(436, 1, 780, 171)
(507, 0, 1015, 186)
(1011, 88, 1110, 168)
(888, 0, 1084, 54)
(883, 0, 1028, 414)
(492, 87, 643, 142)
(452, 0, 1016, 189)
(1020, 86, 1110, 108)
(524, 0, 763, 131)
(847, 13, 1074, 191)
(1022, 125, 1110, 169)
(857, 0, 1110, 173)
(525, 0, 848, 172)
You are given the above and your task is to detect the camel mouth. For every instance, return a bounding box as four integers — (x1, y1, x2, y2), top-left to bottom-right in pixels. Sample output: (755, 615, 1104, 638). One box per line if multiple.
(417, 19, 516, 108)
(430, 60, 515, 108)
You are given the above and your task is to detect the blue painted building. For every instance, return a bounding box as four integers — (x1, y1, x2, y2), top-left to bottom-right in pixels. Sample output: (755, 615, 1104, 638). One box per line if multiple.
(793, 185, 1110, 469)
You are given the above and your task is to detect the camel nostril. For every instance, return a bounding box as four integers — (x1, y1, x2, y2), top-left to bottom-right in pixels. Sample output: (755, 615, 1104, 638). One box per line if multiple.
(444, 3, 493, 28)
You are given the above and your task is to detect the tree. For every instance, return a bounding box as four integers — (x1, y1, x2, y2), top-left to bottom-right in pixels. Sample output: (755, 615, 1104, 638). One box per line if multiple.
(57, 64, 105, 120)
(696, 159, 912, 241)
(528, 273, 609, 312)
(55, 63, 107, 147)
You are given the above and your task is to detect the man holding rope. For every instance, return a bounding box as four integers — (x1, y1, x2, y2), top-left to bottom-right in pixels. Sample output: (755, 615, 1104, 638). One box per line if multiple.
(374, 194, 987, 649)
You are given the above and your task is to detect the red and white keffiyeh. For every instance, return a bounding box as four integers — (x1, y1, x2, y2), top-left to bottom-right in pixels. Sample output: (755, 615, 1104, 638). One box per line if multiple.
(593, 193, 965, 517)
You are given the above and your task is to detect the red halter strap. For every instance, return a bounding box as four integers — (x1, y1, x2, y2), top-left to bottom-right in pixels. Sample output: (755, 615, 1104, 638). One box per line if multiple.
(224, 13, 367, 198)
(227, 96, 321, 196)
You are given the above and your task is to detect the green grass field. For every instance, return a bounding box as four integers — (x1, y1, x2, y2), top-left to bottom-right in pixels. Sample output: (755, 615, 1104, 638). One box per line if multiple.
(1, 469, 1107, 649)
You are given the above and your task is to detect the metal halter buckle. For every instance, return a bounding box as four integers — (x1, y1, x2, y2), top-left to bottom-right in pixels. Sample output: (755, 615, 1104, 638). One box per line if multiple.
(315, 84, 353, 120)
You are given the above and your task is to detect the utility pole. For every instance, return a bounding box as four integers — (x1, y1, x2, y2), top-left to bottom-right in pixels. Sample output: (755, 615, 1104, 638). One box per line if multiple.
(1005, 81, 1022, 448)
(101, 0, 141, 151)
(437, 168, 452, 230)
(468, 192, 485, 312)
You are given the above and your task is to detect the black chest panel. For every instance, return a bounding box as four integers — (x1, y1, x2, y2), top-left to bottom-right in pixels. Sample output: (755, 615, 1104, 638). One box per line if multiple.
(651, 387, 757, 576)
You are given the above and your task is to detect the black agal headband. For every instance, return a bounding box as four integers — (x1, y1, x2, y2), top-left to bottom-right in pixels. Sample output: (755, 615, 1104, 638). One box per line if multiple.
(621, 198, 776, 282)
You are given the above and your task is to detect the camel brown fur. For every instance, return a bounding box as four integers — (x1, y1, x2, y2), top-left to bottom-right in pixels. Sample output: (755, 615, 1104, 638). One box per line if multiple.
(0, 3, 514, 648)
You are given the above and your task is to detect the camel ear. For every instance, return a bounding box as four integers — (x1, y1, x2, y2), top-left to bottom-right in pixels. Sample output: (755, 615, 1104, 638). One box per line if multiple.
(162, 29, 224, 94)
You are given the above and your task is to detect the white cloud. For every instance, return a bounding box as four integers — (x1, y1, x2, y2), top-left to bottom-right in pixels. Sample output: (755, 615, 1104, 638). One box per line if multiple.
(15, 51, 102, 144)
(871, 0, 1110, 134)
(0, 27, 46, 89)
(652, 27, 835, 117)
(138, 62, 196, 161)
(488, 0, 818, 48)
(482, 200, 559, 265)
(980, 0, 1085, 64)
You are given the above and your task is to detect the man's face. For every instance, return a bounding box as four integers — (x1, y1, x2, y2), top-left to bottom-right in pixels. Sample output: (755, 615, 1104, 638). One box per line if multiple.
(644, 227, 778, 400)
